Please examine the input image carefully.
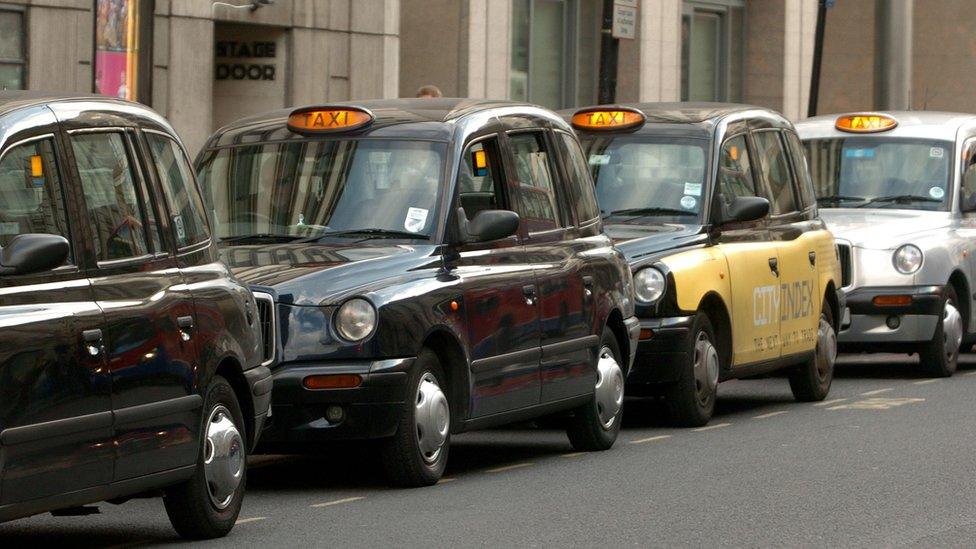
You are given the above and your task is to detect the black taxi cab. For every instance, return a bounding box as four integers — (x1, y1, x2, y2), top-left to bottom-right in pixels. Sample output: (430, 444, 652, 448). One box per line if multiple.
(561, 103, 843, 426)
(0, 92, 270, 538)
(196, 99, 640, 486)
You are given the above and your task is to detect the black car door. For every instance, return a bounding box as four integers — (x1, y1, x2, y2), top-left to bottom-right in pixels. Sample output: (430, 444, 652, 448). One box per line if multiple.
(0, 126, 113, 504)
(65, 128, 200, 481)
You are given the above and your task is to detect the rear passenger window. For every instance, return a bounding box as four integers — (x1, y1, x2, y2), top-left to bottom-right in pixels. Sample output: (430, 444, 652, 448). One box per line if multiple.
(508, 132, 561, 233)
(784, 131, 816, 210)
(0, 138, 70, 251)
(754, 131, 799, 215)
(458, 139, 506, 221)
(717, 134, 758, 202)
(556, 132, 600, 223)
(146, 133, 211, 248)
(72, 132, 150, 261)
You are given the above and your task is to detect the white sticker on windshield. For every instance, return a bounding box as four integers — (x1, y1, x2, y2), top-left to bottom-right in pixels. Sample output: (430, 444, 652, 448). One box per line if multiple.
(929, 186, 945, 199)
(930, 147, 945, 158)
(589, 154, 611, 165)
(680, 196, 697, 210)
(684, 182, 702, 196)
(404, 207, 429, 233)
(173, 215, 186, 242)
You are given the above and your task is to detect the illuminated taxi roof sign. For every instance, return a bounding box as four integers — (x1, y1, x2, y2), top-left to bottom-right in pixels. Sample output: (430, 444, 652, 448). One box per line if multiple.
(287, 106, 374, 134)
(835, 114, 898, 133)
(571, 108, 645, 131)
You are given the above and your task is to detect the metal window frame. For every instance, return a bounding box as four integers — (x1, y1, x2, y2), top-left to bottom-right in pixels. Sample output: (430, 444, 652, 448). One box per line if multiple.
(0, 3, 27, 90)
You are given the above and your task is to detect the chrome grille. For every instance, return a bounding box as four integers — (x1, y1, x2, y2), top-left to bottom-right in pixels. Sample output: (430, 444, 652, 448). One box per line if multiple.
(837, 242, 852, 288)
(253, 292, 276, 366)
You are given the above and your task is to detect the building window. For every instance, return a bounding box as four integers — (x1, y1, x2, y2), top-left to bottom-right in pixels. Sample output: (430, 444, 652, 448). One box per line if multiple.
(0, 6, 26, 90)
(94, 0, 153, 103)
(511, 0, 580, 109)
(681, 0, 743, 102)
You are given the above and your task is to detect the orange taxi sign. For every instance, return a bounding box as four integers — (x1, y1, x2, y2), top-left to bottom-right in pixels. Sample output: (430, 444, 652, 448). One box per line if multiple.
(287, 107, 373, 133)
(835, 114, 898, 133)
(571, 108, 645, 131)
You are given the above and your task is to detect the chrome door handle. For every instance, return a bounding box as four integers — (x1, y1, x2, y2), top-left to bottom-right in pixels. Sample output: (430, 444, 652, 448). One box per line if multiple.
(583, 275, 594, 297)
(177, 316, 194, 342)
(83, 329, 103, 357)
(523, 285, 537, 306)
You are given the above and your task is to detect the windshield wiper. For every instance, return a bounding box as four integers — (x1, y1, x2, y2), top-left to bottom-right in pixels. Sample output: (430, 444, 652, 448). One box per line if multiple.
(300, 228, 430, 242)
(857, 194, 943, 208)
(817, 194, 866, 205)
(219, 233, 304, 244)
(603, 207, 698, 219)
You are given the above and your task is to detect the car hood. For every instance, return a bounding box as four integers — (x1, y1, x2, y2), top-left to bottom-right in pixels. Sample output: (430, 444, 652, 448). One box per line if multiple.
(819, 208, 952, 248)
(219, 242, 441, 306)
(606, 222, 708, 265)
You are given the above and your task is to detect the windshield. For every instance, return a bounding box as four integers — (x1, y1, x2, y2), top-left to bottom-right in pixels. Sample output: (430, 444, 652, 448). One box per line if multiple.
(196, 139, 447, 242)
(803, 137, 952, 211)
(579, 135, 708, 223)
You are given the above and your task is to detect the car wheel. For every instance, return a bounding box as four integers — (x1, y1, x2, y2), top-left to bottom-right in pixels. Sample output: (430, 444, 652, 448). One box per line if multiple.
(566, 329, 624, 451)
(919, 286, 963, 377)
(789, 300, 836, 401)
(381, 348, 450, 487)
(663, 313, 719, 427)
(163, 375, 247, 540)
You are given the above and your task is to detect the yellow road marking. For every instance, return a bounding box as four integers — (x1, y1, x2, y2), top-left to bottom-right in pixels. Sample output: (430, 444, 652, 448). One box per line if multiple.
(561, 452, 585, 458)
(860, 388, 893, 396)
(815, 398, 847, 407)
(827, 397, 924, 410)
(236, 517, 267, 525)
(692, 422, 730, 432)
(629, 435, 672, 444)
(753, 410, 788, 419)
(913, 378, 940, 385)
(312, 496, 366, 508)
(487, 462, 533, 473)
(437, 477, 457, 484)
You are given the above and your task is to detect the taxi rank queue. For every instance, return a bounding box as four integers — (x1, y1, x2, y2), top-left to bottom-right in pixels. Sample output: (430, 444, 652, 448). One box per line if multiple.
(0, 90, 970, 538)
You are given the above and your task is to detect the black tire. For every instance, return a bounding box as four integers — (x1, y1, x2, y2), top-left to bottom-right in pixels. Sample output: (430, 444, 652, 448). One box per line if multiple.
(163, 375, 247, 540)
(789, 300, 836, 401)
(381, 348, 450, 487)
(919, 285, 962, 378)
(663, 313, 719, 427)
(566, 329, 624, 451)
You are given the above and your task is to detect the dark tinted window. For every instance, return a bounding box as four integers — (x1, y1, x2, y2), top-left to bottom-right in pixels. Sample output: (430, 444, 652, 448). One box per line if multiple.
(0, 138, 70, 251)
(784, 131, 816, 210)
(717, 134, 758, 201)
(753, 131, 798, 215)
(508, 132, 561, 233)
(458, 139, 508, 221)
(72, 132, 150, 261)
(147, 133, 211, 247)
(557, 132, 600, 223)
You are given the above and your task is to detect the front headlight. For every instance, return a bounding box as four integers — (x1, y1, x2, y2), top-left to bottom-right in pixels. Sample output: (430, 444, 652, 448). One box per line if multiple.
(634, 267, 666, 304)
(893, 244, 923, 274)
(334, 298, 377, 342)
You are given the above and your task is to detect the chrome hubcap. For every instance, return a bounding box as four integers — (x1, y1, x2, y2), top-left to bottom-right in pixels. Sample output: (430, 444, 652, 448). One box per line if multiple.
(415, 372, 449, 464)
(943, 300, 963, 362)
(693, 331, 720, 406)
(816, 313, 837, 381)
(203, 405, 244, 510)
(594, 345, 624, 429)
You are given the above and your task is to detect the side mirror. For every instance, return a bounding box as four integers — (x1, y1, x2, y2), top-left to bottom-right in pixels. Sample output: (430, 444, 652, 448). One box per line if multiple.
(0, 234, 69, 276)
(458, 208, 520, 243)
(719, 196, 770, 224)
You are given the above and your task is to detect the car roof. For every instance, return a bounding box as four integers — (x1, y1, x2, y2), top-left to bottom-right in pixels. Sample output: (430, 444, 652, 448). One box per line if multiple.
(559, 102, 793, 139)
(204, 98, 561, 149)
(796, 111, 976, 141)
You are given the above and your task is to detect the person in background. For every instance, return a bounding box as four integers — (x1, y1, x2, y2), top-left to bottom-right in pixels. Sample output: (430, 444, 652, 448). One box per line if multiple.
(416, 85, 442, 98)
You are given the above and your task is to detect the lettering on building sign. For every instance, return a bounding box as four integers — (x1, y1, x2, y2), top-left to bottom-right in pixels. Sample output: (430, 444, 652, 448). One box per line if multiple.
(215, 40, 277, 81)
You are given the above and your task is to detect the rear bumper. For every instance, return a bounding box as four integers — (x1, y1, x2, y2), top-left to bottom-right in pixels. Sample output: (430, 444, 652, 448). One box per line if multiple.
(258, 358, 414, 450)
(839, 285, 943, 350)
(626, 315, 695, 386)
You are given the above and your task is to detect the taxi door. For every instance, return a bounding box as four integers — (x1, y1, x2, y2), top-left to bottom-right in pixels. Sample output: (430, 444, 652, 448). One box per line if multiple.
(754, 130, 819, 358)
(713, 134, 781, 366)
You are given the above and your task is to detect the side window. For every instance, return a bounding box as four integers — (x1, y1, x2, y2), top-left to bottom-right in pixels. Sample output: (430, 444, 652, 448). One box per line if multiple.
(556, 132, 600, 223)
(458, 139, 506, 221)
(753, 131, 799, 215)
(508, 132, 562, 233)
(717, 134, 758, 203)
(71, 132, 151, 262)
(146, 133, 211, 248)
(0, 138, 71, 252)
(784, 131, 816, 210)
(962, 140, 976, 212)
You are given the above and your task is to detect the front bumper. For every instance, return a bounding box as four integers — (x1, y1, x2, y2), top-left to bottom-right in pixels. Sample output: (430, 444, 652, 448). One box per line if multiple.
(257, 358, 414, 449)
(243, 365, 273, 451)
(623, 315, 641, 372)
(839, 285, 943, 350)
(626, 315, 695, 386)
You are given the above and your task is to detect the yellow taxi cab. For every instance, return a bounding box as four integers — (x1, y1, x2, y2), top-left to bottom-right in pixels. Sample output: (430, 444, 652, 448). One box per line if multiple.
(562, 103, 844, 426)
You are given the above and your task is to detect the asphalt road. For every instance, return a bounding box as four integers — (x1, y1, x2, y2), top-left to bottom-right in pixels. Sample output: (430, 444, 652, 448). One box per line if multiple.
(4, 353, 976, 548)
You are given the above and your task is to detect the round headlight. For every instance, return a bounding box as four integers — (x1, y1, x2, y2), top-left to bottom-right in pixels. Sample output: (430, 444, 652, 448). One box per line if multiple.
(634, 267, 666, 304)
(893, 244, 923, 274)
(335, 298, 377, 342)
